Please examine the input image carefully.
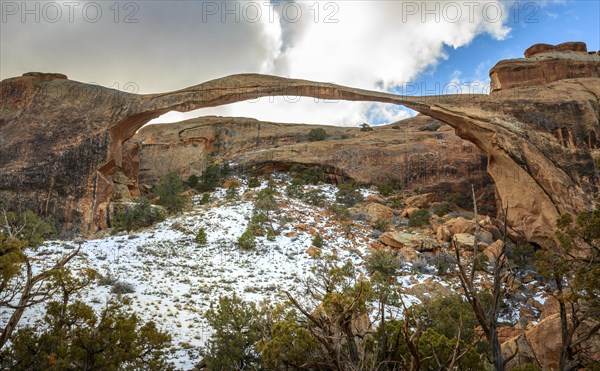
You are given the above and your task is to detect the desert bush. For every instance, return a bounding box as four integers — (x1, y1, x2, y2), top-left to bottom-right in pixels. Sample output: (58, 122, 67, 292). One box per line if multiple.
(267, 228, 276, 242)
(408, 209, 431, 227)
(186, 174, 199, 189)
(336, 182, 364, 207)
(111, 281, 136, 294)
(377, 182, 393, 197)
(509, 244, 535, 268)
(300, 167, 325, 185)
(426, 252, 454, 276)
(373, 220, 390, 232)
(312, 234, 324, 248)
(248, 177, 261, 188)
(433, 202, 453, 216)
(2, 297, 172, 370)
(195, 228, 208, 245)
(360, 123, 373, 132)
(197, 164, 232, 192)
(377, 179, 402, 196)
(112, 198, 165, 232)
(328, 204, 350, 220)
(201, 295, 261, 370)
(156, 172, 188, 213)
(238, 229, 256, 250)
(410, 260, 433, 275)
(286, 183, 304, 199)
(444, 192, 473, 209)
(308, 128, 327, 142)
(198, 193, 210, 205)
(304, 189, 327, 207)
(225, 184, 239, 200)
(0, 207, 57, 247)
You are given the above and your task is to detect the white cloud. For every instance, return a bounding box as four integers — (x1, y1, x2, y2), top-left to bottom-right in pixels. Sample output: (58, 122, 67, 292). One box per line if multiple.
(1, 1, 511, 126)
(195, 0, 511, 125)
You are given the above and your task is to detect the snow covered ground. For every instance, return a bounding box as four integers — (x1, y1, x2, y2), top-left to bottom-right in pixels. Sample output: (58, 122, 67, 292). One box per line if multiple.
(1, 176, 534, 369)
(2, 177, 392, 368)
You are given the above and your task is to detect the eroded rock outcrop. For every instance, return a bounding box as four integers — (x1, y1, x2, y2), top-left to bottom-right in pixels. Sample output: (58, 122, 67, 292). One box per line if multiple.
(1, 42, 598, 244)
(122, 114, 488, 189)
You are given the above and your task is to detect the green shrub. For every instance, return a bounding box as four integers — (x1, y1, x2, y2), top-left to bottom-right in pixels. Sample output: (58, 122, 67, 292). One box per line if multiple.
(444, 192, 473, 210)
(377, 182, 393, 197)
(373, 220, 390, 232)
(426, 252, 453, 276)
(474, 253, 489, 271)
(286, 183, 304, 199)
(510, 244, 535, 268)
(238, 229, 256, 250)
(255, 188, 278, 215)
(360, 123, 373, 132)
(366, 250, 403, 278)
(2, 297, 173, 370)
(419, 122, 442, 132)
(113, 198, 165, 232)
(225, 184, 239, 200)
(389, 197, 405, 209)
(186, 174, 199, 189)
(197, 164, 226, 192)
(0, 208, 57, 247)
(329, 204, 350, 220)
(248, 212, 268, 237)
(336, 182, 364, 207)
(408, 209, 431, 227)
(155, 172, 187, 213)
(312, 234, 324, 248)
(201, 295, 261, 370)
(308, 128, 327, 142)
(195, 228, 207, 245)
(377, 179, 402, 196)
(303, 189, 327, 207)
(199, 193, 210, 205)
(248, 177, 261, 188)
(267, 228, 276, 242)
(433, 202, 453, 216)
(289, 165, 325, 185)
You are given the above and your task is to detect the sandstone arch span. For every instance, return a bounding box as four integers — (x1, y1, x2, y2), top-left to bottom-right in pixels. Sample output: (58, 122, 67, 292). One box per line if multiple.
(1, 44, 598, 245)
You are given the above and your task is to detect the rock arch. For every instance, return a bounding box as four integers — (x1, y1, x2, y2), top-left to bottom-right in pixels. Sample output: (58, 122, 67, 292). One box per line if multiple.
(1, 44, 598, 245)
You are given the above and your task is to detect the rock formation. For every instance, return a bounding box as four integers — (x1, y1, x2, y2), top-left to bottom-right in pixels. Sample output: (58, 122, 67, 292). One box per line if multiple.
(122, 114, 489, 188)
(1, 42, 598, 244)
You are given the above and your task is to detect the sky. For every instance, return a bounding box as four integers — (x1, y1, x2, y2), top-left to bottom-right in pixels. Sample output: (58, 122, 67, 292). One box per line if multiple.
(1, 0, 598, 126)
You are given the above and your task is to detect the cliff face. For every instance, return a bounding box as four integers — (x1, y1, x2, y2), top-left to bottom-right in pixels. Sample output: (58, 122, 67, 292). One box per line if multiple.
(1, 43, 598, 244)
(121, 114, 490, 189)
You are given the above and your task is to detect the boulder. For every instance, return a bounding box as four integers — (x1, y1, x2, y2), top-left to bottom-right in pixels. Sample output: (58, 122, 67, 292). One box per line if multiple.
(483, 240, 505, 261)
(452, 233, 475, 249)
(435, 226, 452, 242)
(502, 314, 600, 370)
(401, 207, 420, 218)
(111, 183, 132, 201)
(366, 194, 388, 205)
(497, 327, 525, 344)
(539, 295, 560, 320)
(444, 217, 477, 235)
(349, 202, 394, 223)
(405, 193, 436, 208)
(112, 171, 134, 186)
(379, 232, 438, 252)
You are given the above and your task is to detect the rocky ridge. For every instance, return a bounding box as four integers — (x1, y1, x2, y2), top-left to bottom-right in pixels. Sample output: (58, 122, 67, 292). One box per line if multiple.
(1, 42, 598, 245)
